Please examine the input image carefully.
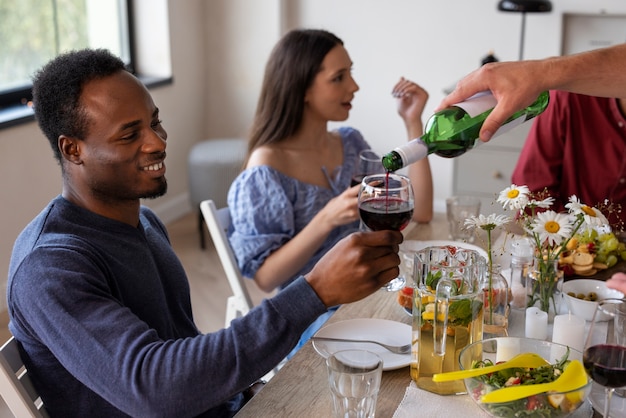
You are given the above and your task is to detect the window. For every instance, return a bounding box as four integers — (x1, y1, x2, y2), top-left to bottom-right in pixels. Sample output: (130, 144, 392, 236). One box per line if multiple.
(0, 0, 133, 127)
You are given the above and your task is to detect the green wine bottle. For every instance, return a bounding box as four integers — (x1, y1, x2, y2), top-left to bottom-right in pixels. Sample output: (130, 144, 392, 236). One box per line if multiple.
(381, 91, 549, 172)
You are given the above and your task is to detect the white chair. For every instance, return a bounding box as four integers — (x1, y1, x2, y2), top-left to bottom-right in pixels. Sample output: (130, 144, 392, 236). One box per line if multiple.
(200, 200, 285, 379)
(0, 337, 48, 417)
(200, 199, 254, 328)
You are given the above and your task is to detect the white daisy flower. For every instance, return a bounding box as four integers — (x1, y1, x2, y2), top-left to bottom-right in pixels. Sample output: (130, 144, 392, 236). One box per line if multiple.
(565, 195, 584, 214)
(530, 210, 572, 247)
(528, 197, 554, 209)
(465, 213, 511, 232)
(566, 195, 609, 229)
(582, 206, 609, 229)
(497, 185, 530, 210)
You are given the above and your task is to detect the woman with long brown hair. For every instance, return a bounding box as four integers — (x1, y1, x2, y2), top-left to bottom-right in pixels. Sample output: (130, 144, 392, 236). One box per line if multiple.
(227, 28, 432, 351)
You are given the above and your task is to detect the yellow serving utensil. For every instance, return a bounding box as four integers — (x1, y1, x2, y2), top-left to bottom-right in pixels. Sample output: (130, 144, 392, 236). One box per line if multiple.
(432, 353, 549, 382)
(480, 360, 588, 404)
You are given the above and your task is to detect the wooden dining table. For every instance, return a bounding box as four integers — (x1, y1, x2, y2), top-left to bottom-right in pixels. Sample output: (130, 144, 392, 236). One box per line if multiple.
(234, 278, 412, 417)
(234, 214, 445, 417)
(234, 213, 604, 417)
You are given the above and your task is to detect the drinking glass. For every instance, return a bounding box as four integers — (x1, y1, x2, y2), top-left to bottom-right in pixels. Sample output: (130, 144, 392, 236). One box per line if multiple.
(351, 149, 384, 187)
(446, 195, 480, 242)
(358, 173, 414, 291)
(326, 349, 383, 418)
(583, 298, 626, 417)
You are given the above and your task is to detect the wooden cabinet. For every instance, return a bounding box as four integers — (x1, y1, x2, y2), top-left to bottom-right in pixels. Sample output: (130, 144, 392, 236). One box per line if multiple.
(452, 122, 533, 214)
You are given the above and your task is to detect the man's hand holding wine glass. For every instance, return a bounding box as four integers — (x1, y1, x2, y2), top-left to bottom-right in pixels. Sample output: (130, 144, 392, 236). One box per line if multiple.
(305, 230, 403, 307)
(357, 173, 414, 291)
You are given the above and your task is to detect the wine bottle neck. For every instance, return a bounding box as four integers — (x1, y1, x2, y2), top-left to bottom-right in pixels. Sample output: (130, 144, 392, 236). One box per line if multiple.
(395, 138, 428, 166)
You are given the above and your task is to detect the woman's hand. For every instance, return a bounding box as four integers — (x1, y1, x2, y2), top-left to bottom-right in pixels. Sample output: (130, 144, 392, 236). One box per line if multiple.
(392, 77, 428, 138)
(253, 184, 360, 292)
(317, 184, 360, 230)
(392, 77, 433, 223)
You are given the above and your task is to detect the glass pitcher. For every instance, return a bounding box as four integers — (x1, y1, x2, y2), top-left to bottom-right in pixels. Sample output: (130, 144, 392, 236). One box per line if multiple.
(411, 246, 486, 395)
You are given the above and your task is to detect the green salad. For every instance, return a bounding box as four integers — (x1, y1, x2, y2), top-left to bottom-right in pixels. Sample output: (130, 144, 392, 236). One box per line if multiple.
(466, 350, 587, 417)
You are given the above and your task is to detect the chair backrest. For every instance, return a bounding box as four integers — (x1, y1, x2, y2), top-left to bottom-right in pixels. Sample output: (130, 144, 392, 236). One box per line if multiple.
(0, 337, 48, 417)
(200, 199, 254, 327)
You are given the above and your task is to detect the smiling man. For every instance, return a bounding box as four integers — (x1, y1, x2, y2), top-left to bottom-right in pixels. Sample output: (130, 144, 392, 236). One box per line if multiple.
(7, 49, 403, 417)
(59, 70, 167, 223)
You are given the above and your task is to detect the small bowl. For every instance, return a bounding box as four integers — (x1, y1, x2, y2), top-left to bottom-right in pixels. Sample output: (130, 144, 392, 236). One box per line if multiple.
(562, 279, 624, 321)
(459, 337, 591, 417)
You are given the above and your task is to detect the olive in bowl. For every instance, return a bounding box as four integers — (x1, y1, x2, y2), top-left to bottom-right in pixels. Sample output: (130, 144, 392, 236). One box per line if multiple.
(562, 279, 624, 321)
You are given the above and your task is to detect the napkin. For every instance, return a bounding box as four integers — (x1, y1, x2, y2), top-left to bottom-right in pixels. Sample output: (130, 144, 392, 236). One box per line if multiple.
(392, 382, 488, 418)
(392, 381, 594, 418)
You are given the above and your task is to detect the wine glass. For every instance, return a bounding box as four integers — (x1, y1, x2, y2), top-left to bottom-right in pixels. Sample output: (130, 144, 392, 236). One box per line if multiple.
(357, 173, 414, 291)
(583, 298, 626, 417)
(351, 149, 384, 187)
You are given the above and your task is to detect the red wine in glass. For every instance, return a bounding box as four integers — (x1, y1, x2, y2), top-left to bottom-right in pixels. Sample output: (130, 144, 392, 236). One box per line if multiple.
(358, 173, 414, 292)
(359, 198, 413, 231)
(583, 298, 626, 417)
(583, 344, 626, 388)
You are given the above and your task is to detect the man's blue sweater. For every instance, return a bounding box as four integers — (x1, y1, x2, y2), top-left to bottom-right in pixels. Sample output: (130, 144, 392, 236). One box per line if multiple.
(7, 196, 326, 417)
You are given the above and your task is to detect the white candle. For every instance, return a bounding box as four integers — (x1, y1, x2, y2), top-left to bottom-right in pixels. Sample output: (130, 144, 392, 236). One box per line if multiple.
(496, 338, 520, 363)
(525, 307, 548, 340)
(552, 314, 586, 352)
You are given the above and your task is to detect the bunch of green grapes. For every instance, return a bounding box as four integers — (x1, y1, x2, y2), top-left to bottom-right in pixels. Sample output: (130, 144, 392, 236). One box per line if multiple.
(596, 232, 626, 267)
(575, 229, 626, 267)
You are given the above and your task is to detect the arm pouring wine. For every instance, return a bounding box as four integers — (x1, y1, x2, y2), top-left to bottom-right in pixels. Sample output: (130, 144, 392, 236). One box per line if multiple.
(381, 91, 549, 172)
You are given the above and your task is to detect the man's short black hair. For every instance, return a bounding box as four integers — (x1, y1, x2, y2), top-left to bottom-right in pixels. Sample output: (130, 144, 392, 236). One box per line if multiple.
(32, 49, 127, 163)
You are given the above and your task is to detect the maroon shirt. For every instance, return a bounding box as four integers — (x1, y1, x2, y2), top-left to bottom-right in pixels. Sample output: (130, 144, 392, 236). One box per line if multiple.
(512, 90, 626, 227)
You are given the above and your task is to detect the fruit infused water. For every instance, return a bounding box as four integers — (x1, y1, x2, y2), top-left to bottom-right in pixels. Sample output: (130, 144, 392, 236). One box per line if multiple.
(411, 246, 485, 395)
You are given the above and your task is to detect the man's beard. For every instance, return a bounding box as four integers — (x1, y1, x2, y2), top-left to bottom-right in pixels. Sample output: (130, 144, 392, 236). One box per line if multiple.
(142, 178, 167, 200)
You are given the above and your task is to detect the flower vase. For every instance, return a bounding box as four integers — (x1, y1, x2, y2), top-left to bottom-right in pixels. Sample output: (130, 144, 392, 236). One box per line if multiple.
(525, 257, 564, 322)
(481, 265, 510, 338)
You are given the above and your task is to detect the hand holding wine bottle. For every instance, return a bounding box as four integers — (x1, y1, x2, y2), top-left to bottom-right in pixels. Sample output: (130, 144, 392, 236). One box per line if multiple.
(357, 173, 414, 291)
(381, 91, 549, 172)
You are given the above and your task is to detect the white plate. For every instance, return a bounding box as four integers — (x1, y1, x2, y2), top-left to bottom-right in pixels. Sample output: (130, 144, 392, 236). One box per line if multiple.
(589, 382, 626, 418)
(312, 318, 411, 371)
(399, 239, 488, 260)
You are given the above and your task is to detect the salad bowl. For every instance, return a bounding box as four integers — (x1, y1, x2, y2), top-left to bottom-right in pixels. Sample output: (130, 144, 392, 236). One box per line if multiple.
(458, 337, 592, 417)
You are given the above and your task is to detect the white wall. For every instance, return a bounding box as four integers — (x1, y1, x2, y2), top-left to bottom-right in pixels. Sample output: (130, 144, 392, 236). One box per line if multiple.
(204, 0, 282, 137)
(204, 0, 626, 212)
(1, 0, 625, 310)
(298, 0, 626, 207)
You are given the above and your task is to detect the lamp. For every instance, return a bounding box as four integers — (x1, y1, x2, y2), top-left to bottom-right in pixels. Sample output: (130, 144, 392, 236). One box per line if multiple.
(497, 0, 552, 60)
